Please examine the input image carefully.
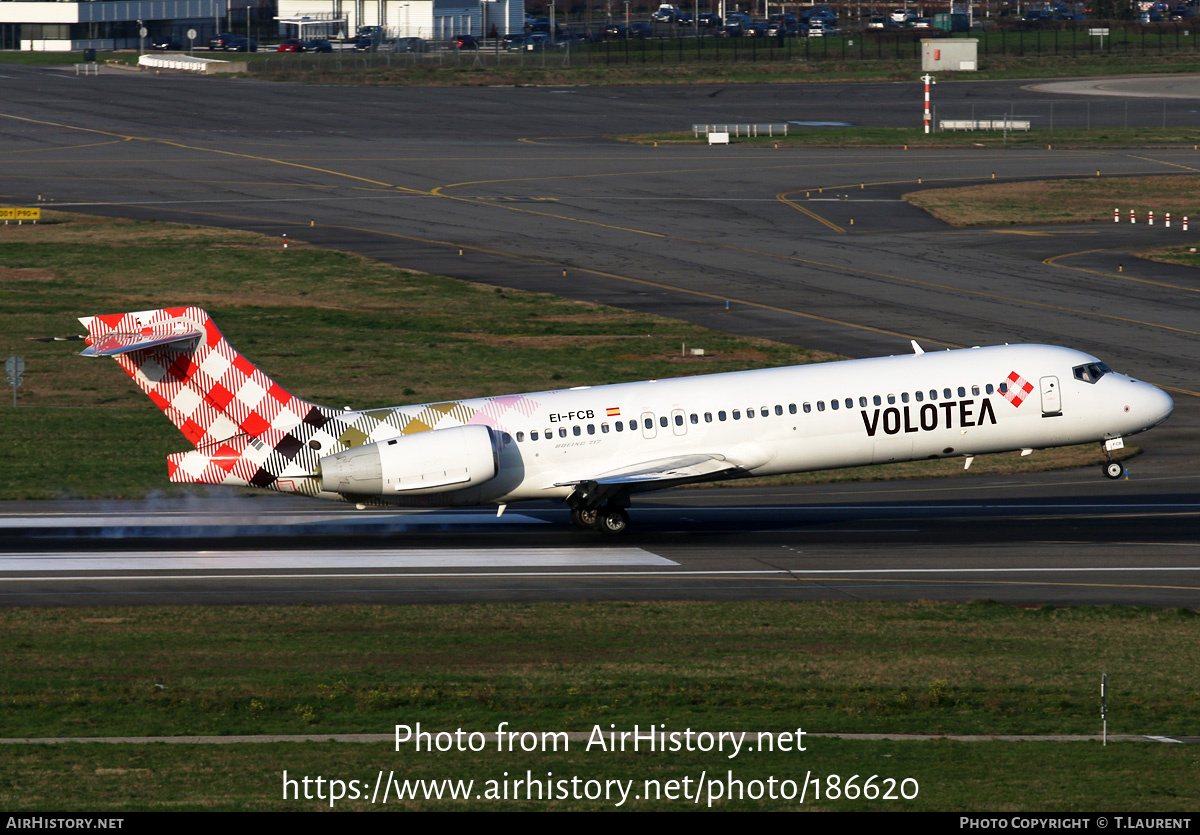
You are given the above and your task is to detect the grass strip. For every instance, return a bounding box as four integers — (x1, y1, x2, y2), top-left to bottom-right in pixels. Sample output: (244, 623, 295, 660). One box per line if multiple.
(624, 126, 1200, 148)
(904, 175, 1200, 226)
(1, 738, 1196, 810)
(2, 601, 1198, 740)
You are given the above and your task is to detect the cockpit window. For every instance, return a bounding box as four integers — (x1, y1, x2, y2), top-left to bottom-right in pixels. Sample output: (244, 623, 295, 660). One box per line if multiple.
(1073, 362, 1111, 384)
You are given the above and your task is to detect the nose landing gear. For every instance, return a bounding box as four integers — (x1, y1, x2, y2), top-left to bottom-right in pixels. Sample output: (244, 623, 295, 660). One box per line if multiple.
(1102, 460, 1124, 480)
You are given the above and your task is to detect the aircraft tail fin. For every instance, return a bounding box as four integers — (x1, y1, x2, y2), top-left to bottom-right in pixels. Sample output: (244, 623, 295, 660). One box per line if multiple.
(79, 307, 329, 448)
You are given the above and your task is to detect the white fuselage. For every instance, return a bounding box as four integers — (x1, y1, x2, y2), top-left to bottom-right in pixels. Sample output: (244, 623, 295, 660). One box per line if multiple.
(292, 344, 1173, 508)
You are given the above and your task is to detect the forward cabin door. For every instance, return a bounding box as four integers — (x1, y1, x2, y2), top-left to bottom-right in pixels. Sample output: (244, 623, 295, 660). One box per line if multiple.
(1040, 376, 1062, 416)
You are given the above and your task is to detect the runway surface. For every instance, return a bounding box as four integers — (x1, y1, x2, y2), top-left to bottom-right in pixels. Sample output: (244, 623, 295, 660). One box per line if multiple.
(2, 67, 1198, 606)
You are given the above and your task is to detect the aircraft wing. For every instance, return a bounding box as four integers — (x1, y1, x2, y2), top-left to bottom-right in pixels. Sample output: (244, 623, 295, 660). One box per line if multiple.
(555, 453, 740, 489)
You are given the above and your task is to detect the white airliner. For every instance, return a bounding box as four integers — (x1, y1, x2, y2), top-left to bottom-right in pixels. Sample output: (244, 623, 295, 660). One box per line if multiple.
(79, 307, 1173, 534)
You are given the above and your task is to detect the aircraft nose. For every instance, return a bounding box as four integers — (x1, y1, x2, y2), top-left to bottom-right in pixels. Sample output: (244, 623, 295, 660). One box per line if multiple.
(1131, 381, 1174, 428)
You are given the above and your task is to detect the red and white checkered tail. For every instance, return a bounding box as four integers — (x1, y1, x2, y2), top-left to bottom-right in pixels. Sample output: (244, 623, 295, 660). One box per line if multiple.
(79, 307, 326, 449)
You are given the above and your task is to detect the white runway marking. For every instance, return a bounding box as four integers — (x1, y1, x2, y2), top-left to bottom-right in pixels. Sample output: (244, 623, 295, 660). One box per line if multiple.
(0, 548, 677, 573)
(0, 511, 548, 529)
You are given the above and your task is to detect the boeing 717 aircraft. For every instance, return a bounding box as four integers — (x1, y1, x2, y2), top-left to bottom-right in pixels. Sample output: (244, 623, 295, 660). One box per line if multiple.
(78, 307, 1174, 534)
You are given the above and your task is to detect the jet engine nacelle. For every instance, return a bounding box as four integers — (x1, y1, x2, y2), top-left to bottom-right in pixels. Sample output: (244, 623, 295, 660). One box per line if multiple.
(318, 425, 498, 496)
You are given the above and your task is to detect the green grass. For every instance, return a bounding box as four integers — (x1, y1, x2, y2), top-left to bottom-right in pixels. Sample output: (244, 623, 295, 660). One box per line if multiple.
(2, 601, 1199, 810)
(1141, 244, 1200, 268)
(3, 601, 1197, 739)
(904, 175, 1200, 225)
(3, 738, 1197, 810)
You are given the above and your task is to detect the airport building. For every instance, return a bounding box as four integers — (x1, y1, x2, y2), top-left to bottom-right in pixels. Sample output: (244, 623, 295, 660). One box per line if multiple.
(0, 0, 233, 51)
(275, 0, 525, 40)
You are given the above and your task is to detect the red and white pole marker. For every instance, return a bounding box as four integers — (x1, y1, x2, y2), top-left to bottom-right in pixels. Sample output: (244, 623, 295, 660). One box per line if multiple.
(283, 233, 288, 249)
(1130, 209, 1136, 224)
(1166, 212, 1171, 228)
(921, 74, 935, 135)
(1185, 216, 1190, 232)
(1114, 208, 1120, 223)
(1149, 210, 1154, 226)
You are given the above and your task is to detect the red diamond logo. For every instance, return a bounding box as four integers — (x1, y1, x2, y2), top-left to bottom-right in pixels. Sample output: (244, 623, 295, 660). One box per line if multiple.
(1002, 371, 1035, 407)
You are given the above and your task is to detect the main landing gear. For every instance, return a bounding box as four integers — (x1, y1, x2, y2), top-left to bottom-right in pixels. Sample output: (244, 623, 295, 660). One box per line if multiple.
(568, 482, 632, 534)
(570, 504, 630, 535)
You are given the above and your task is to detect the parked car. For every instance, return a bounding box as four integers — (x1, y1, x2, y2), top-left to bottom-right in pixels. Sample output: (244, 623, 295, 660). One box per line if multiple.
(303, 38, 334, 53)
(697, 13, 723, 26)
(602, 22, 628, 38)
(224, 37, 258, 52)
(392, 37, 428, 52)
(453, 33, 480, 49)
(352, 37, 377, 52)
(630, 21, 654, 37)
(208, 32, 239, 50)
(277, 38, 305, 52)
(151, 35, 183, 50)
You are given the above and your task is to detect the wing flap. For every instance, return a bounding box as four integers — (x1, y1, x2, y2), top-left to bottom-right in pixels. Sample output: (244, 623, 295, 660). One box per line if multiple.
(555, 453, 738, 488)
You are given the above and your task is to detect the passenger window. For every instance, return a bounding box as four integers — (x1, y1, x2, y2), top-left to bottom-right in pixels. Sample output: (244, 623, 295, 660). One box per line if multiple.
(958, 386, 966, 397)
(629, 420, 638, 431)
(746, 409, 754, 419)
(775, 405, 783, 416)
(972, 385, 980, 396)
(985, 384, 994, 395)
(659, 416, 668, 427)
(690, 413, 698, 424)
(873, 395, 882, 406)
(531, 431, 539, 441)
(901, 392, 909, 403)
(859, 397, 867, 407)
(615, 422, 623, 432)
(644, 418, 653, 430)
(943, 388, 952, 399)
(559, 427, 567, 438)
(601, 423, 609, 434)
(789, 404, 797, 414)
(887, 394, 896, 405)
(733, 409, 741, 420)
(915, 391, 923, 402)
(761, 407, 769, 417)
(573, 426, 581, 436)
(705, 412, 713, 423)
(999, 382, 1009, 394)
(817, 401, 825, 412)
(830, 399, 839, 410)
(674, 414, 684, 426)
(803, 403, 812, 414)
(845, 398, 853, 409)
(516, 432, 525, 442)
(587, 424, 595, 435)
(719, 410, 727, 421)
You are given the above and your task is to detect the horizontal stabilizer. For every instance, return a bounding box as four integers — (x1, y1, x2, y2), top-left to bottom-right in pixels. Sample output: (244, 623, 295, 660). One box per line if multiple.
(80, 320, 202, 357)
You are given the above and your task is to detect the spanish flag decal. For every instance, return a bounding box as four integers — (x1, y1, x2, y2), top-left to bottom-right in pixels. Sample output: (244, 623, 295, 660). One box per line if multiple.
(606, 406, 621, 417)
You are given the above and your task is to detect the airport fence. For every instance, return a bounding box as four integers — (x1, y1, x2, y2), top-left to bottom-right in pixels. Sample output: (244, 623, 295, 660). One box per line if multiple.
(244, 21, 1200, 76)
